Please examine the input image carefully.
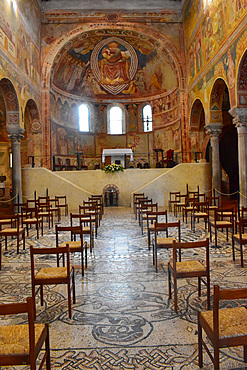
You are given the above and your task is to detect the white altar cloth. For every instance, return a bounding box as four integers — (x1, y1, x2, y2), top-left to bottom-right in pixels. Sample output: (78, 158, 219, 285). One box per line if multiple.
(102, 149, 133, 163)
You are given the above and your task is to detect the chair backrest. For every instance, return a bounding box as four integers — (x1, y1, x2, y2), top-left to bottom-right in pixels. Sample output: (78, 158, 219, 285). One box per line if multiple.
(172, 238, 209, 271)
(30, 244, 70, 277)
(55, 195, 68, 206)
(240, 206, 247, 219)
(238, 217, 247, 238)
(0, 297, 36, 356)
(175, 194, 187, 203)
(154, 221, 181, 241)
(206, 196, 219, 207)
(212, 285, 247, 338)
(193, 201, 209, 212)
(214, 207, 235, 221)
(55, 224, 83, 246)
(169, 191, 180, 201)
(146, 210, 167, 225)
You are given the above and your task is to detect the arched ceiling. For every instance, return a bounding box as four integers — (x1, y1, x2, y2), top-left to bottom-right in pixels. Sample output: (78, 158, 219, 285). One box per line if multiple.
(40, 0, 182, 11)
(51, 29, 178, 101)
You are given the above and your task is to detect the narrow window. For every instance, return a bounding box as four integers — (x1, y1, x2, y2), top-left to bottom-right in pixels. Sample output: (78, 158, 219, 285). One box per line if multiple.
(79, 104, 89, 132)
(109, 106, 123, 135)
(143, 105, 152, 132)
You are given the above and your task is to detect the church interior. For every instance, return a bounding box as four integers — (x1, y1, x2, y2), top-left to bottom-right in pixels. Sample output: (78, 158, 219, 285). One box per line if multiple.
(0, 0, 246, 368)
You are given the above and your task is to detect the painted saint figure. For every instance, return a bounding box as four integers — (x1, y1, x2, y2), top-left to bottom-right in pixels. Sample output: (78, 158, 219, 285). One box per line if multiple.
(99, 41, 131, 86)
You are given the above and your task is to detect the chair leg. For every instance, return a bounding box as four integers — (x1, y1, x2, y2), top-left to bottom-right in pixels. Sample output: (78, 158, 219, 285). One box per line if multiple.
(232, 237, 236, 261)
(45, 324, 51, 370)
(174, 275, 178, 312)
(198, 316, 203, 368)
(168, 266, 172, 299)
(244, 345, 247, 363)
(23, 231, 25, 250)
(40, 285, 44, 306)
(85, 242, 87, 269)
(198, 276, 201, 297)
(240, 244, 244, 267)
(207, 274, 210, 310)
(5, 236, 7, 250)
(81, 249, 84, 277)
(17, 233, 19, 254)
(214, 345, 220, 370)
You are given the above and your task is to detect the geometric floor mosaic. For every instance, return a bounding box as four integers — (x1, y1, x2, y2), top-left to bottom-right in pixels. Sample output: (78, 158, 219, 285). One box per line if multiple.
(0, 206, 246, 369)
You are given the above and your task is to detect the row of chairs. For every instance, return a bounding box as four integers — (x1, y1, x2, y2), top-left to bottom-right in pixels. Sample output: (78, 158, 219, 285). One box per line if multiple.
(135, 194, 247, 369)
(0, 194, 105, 368)
(135, 192, 247, 369)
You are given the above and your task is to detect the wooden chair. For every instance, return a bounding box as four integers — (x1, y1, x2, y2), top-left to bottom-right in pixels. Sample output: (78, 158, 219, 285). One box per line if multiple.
(0, 214, 25, 253)
(134, 196, 148, 219)
(137, 198, 153, 225)
(206, 196, 220, 213)
(56, 224, 87, 276)
(153, 221, 181, 272)
(84, 200, 102, 224)
(0, 214, 16, 231)
(146, 210, 168, 249)
(22, 206, 43, 239)
(198, 285, 247, 369)
(174, 194, 187, 217)
(191, 201, 210, 232)
(209, 208, 235, 248)
(71, 212, 94, 252)
(79, 205, 98, 237)
(30, 245, 75, 319)
(168, 238, 210, 312)
(133, 193, 145, 214)
(90, 194, 104, 216)
(55, 195, 68, 216)
(0, 296, 51, 369)
(232, 217, 247, 267)
(140, 202, 158, 234)
(168, 191, 180, 213)
(182, 196, 199, 223)
(49, 197, 60, 222)
(37, 198, 53, 229)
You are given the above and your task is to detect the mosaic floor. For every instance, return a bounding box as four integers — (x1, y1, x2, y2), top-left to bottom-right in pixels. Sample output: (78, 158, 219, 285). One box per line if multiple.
(0, 206, 246, 369)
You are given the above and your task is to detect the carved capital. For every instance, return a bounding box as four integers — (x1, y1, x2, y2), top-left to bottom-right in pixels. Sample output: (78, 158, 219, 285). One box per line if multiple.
(204, 123, 222, 137)
(229, 108, 247, 127)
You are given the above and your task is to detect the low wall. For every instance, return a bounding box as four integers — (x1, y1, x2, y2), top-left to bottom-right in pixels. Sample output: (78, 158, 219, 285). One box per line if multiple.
(22, 163, 211, 212)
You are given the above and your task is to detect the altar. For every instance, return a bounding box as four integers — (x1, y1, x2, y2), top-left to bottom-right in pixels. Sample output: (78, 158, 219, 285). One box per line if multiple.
(102, 149, 133, 168)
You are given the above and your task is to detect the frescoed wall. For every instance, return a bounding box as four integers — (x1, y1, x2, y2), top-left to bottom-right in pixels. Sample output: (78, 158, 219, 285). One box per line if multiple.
(183, 0, 247, 112)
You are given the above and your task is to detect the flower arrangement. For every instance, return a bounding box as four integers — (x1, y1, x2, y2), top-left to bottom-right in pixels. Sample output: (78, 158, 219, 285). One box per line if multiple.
(103, 164, 124, 173)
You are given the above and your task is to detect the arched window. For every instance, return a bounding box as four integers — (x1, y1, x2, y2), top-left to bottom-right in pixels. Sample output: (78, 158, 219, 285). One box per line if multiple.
(109, 106, 124, 135)
(143, 104, 152, 132)
(79, 104, 89, 132)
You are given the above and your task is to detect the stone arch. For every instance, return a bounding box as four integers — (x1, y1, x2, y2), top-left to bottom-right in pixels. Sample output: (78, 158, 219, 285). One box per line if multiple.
(189, 98, 207, 161)
(237, 49, 247, 107)
(103, 184, 120, 206)
(41, 23, 186, 168)
(209, 78, 228, 125)
(0, 78, 20, 133)
(23, 99, 42, 167)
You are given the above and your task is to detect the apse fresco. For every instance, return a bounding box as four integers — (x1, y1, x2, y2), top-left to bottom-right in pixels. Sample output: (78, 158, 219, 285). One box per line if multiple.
(52, 30, 177, 99)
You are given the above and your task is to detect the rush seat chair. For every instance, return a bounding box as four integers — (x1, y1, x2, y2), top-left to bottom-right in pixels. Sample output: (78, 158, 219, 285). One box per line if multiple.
(0, 296, 51, 369)
(198, 285, 247, 369)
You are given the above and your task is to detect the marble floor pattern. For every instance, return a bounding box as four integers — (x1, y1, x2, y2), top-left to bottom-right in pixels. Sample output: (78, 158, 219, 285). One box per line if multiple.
(0, 206, 246, 369)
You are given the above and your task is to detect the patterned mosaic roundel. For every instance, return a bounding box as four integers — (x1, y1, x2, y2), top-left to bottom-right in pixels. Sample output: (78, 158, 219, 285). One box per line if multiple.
(90, 37, 138, 95)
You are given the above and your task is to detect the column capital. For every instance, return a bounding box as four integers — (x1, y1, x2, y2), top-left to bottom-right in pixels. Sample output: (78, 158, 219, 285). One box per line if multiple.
(8, 127, 25, 143)
(204, 123, 222, 137)
(229, 108, 247, 127)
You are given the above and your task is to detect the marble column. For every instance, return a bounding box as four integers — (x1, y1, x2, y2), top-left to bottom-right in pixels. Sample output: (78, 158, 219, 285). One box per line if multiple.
(8, 132, 24, 203)
(205, 123, 222, 198)
(229, 108, 247, 208)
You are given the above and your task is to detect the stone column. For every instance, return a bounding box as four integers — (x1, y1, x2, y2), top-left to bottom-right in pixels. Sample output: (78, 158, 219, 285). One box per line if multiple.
(229, 108, 247, 208)
(205, 123, 222, 198)
(8, 132, 24, 203)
